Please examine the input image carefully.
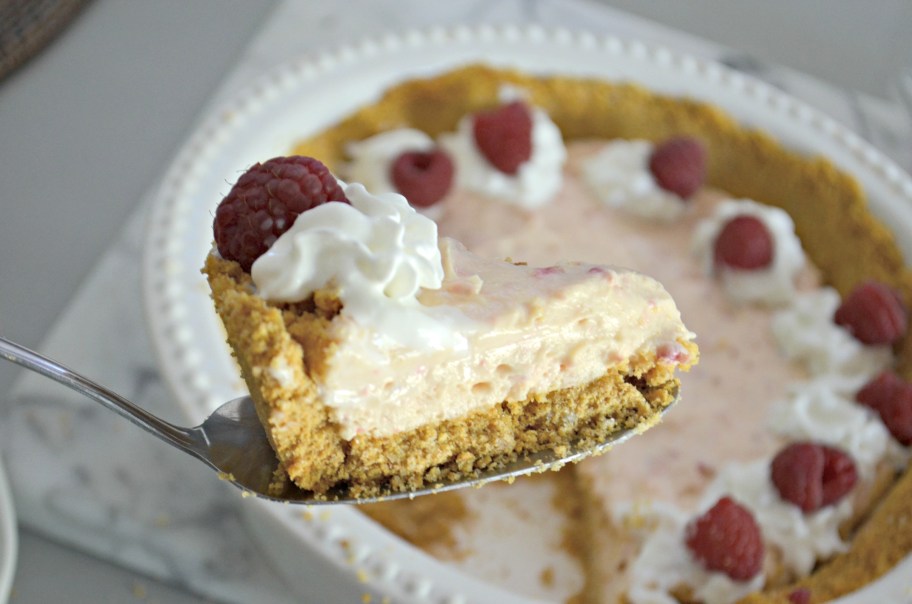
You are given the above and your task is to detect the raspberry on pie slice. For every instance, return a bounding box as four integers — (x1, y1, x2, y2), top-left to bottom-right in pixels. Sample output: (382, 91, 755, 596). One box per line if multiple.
(213, 156, 348, 272)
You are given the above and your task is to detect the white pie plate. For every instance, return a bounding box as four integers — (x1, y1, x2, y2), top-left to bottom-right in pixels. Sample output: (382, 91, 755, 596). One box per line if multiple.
(143, 25, 912, 603)
(0, 456, 17, 604)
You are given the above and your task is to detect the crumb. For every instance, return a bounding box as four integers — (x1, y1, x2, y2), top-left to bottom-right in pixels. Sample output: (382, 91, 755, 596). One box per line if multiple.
(132, 582, 147, 599)
(360, 492, 472, 560)
(540, 566, 556, 588)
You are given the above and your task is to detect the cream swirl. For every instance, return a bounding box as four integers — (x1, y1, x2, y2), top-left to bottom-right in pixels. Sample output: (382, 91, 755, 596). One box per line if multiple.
(767, 379, 905, 475)
(701, 460, 852, 579)
(251, 183, 466, 350)
(771, 287, 892, 385)
(692, 198, 806, 305)
(581, 139, 687, 221)
(624, 503, 764, 604)
(439, 92, 566, 209)
(345, 128, 436, 196)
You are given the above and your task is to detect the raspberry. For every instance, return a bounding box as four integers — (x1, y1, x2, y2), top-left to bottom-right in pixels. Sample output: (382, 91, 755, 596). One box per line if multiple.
(390, 148, 454, 208)
(856, 370, 912, 445)
(770, 442, 858, 512)
(213, 156, 348, 271)
(648, 136, 707, 198)
(685, 496, 764, 581)
(787, 587, 812, 604)
(834, 280, 907, 345)
(472, 100, 533, 175)
(856, 370, 905, 409)
(713, 215, 774, 270)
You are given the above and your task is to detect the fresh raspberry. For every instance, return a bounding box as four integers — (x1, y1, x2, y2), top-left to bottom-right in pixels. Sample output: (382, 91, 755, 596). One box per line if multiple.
(787, 587, 812, 604)
(856, 370, 912, 445)
(685, 496, 764, 581)
(713, 215, 774, 270)
(472, 100, 533, 175)
(648, 136, 707, 198)
(770, 442, 858, 513)
(856, 370, 905, 409)
(213, 156, 348, 271)
(834, 280, 908, 345)
(390, 148, 454, 208)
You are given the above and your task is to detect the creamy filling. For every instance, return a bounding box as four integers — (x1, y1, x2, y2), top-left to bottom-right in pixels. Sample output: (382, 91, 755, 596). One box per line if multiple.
(322, 238, 694, 439)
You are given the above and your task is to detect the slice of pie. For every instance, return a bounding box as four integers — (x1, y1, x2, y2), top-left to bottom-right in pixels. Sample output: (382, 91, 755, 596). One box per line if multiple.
(204, 158, 697, 498)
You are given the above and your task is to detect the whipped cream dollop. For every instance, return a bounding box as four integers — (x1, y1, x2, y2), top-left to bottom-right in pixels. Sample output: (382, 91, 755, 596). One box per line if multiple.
(624, 503, 764, 604)
(251, 183, 466, 350)
(692, 199, 806, 305)
(772, 288, 893, 387)
(581, 139, 687, 222)
(345, 128, 436, 195)
(768, 379, 906, 476)
(702, 459, 852, 579)
(439, 90, 566, 208)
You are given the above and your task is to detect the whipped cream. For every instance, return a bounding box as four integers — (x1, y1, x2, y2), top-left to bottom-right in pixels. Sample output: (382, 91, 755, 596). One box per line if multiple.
(767, 379, 904, 476)
(772, 288, 892, 386)
(345, 128, 436, 195)
(251, 183, 466, 351)
(692, 198, 806, 305)
(702, 460, 852, 578)
(625, 503, 764, 604)
(581, 139, 687, 221)
(439, 91, 566, 208)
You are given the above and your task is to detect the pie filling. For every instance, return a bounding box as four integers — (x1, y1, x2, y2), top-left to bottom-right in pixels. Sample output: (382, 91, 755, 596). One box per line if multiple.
(319, 238, 694, 439)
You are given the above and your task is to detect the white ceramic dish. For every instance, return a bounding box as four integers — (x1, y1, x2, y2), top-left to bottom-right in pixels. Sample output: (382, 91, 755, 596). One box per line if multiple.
(143, 25, 912, 603)
(0, 456, 17, 604)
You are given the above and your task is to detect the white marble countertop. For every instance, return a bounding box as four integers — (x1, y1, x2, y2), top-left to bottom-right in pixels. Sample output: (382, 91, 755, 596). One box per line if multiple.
(2, 1, 911, 602)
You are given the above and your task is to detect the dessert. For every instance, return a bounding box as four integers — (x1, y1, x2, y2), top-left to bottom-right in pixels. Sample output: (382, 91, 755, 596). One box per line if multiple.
(285, 64, 912, 602)
(204, 156, 698, 497)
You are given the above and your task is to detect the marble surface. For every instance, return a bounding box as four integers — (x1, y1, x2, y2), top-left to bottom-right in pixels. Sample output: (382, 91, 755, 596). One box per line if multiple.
(2, 1, 912, 602)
